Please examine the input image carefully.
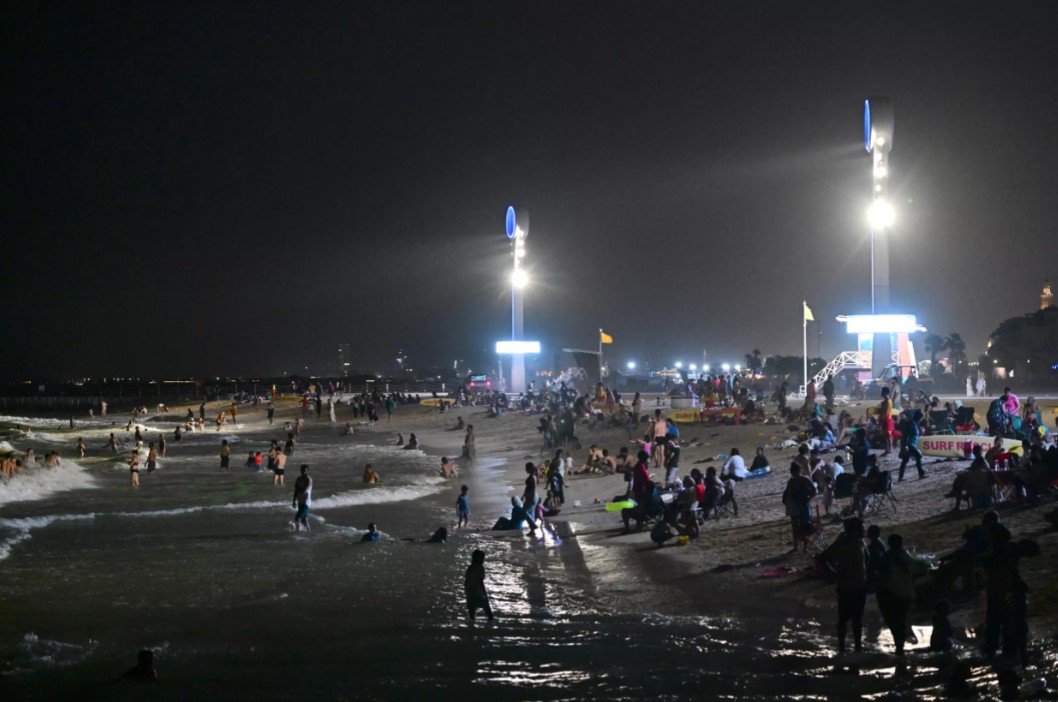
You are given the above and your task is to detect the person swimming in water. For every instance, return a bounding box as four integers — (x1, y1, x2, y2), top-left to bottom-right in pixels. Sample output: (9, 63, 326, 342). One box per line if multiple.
(361, 522, 381, 542)
(363, 464, 380, 484)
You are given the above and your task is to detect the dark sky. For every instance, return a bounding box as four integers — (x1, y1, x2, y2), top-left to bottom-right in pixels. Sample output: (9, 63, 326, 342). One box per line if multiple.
(4, 1, 1057, 380)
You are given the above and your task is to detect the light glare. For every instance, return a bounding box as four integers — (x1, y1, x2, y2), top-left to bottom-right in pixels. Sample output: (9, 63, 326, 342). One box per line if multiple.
(511, 269, 529, 289)
(868, 199, 895, 229)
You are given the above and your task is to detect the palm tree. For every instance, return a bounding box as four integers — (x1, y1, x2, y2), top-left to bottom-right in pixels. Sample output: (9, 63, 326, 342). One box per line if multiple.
(745, 349, 763, 373)
(945, 333, 967, 375)
(923, 334, 947, 372)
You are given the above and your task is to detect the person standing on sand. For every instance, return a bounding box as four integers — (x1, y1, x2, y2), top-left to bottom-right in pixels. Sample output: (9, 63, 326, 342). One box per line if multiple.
(219, 439, 230, 470)
(817, 517, 868, 653)
(465, 549, 494, 622)
(199, 402, 205, 421)
(328, 399, 336, 424)
(878, 387, 894, 457)
(292, 465, 312, 531)
(463, 425, 476, 464)
(385, 396, 394, 422)
(782, 463, 816, 553)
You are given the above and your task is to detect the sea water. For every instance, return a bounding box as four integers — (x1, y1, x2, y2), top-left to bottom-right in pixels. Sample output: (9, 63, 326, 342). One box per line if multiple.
(0, 414, 1022, 700)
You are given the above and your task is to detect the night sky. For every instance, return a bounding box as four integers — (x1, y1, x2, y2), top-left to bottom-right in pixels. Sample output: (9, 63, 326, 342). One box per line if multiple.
(4, 2, 1057, 380)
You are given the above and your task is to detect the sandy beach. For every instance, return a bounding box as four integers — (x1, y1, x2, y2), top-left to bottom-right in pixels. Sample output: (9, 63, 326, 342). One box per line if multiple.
(2, 394, 1057, 699)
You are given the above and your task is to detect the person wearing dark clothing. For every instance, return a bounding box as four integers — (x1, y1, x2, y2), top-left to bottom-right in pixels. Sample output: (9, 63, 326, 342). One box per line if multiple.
(877, 533, 917, 656)
(818, 518, 868, 653)
(897, 409, 926, 481)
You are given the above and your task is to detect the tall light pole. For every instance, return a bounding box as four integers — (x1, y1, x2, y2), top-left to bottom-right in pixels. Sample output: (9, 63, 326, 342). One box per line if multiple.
(865, 97, 895, 375)
(506, 206, 528, 393)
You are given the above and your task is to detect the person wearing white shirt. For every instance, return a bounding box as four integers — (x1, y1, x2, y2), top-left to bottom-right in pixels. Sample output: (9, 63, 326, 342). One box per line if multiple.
(721, 448, 748, 481)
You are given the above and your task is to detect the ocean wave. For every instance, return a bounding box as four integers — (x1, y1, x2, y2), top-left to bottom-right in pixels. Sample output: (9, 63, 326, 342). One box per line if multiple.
(0, 460, 97, 507)
(312, 483, 446, 509)
(0, 416, 74, 429)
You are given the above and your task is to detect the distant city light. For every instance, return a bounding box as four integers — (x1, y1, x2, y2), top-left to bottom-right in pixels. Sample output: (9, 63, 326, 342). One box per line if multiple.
(868, 199, 895, 229)
(495, 340, 541, 354)
(627, 361, 636, 370)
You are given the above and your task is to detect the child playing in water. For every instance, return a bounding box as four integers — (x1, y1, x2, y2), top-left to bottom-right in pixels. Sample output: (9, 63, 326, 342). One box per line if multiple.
(457, 485, 470, 527)
(464, 549, 494, 622)
(77, 437, 86, 459)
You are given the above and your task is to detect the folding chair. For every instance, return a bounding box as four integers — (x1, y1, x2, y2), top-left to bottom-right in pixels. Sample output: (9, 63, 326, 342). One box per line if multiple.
(928, 409, 954, 435)
(859, 470, 898, 517)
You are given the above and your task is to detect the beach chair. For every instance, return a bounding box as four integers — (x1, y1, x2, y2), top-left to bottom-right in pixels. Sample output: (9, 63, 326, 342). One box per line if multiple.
(858, 470, 897, 517)
(953, 406, 979, 433)
(928, 409, 954, 435)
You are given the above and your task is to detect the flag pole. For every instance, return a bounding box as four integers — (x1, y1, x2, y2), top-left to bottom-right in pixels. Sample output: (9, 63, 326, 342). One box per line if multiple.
(598, 328, 603, 380)
(802, 302, 808, 393)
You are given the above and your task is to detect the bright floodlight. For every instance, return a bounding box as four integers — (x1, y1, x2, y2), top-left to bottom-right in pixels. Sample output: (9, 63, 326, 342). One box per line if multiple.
(674, 361, 683, 369)
(689, 363, 697, 371)
(510, 268, 529, 289)
(496, 340, 541, 354)
(838, 314, 926, 335)
(703, 364, 710, 371)
(868, 199, 895, 229)
(626, 361, 636, 370)
(734, 364, 741, 371)
(721, 363, 731, 372)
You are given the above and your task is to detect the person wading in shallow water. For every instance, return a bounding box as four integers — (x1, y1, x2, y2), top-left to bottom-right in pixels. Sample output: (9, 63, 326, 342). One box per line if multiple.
(292, 465, 312, 532)
(463, 424, 476, 464)
(817, 517, 868, 653)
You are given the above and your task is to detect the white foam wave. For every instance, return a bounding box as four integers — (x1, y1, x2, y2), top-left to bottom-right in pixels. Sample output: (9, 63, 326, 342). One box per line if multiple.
(312, 483, 445, 509)
(0, 460, 97, 506)
(0, 415, 74, 429)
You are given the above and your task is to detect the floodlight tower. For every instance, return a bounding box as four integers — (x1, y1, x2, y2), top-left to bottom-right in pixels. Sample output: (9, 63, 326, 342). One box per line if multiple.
(506, 206, 529, 393)
(865, 97, 895, 375)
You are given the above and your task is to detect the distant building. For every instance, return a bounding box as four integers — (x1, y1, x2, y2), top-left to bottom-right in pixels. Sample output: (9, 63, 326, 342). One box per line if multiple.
(1042, 280, 1053, 310)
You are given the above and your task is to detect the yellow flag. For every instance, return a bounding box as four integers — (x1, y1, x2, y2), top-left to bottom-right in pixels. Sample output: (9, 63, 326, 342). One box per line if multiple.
(803, 302, 815, 322)
(600, 331, 614, 345)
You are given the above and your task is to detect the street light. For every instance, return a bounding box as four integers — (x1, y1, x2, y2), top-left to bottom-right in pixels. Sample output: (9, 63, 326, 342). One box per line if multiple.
(734, 364, 741, 371)
(510, 268, 529, 289)
(674, 361, 683, 369)
(703, 364, 710, 372)
(627, 361, 636, 371)
(868, 199, 895, 229)
(721, 363, 731, 372)
(689, 363, 697, 371)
